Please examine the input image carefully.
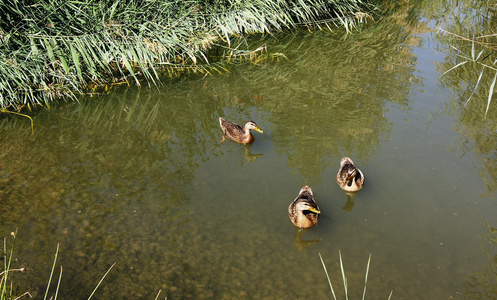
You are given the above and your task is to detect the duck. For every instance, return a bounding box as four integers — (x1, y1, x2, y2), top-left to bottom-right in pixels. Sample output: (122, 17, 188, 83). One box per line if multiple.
(219, 117, 263, 144)
(336, 157, 365, 192)
(288, 186, 321, 229)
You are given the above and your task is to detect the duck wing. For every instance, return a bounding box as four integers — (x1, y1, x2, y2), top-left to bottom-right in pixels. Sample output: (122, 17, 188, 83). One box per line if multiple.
(219, 117, 246, 142)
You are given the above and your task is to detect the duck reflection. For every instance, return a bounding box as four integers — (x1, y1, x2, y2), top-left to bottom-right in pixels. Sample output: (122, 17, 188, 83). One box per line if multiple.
(341, 192, 357, 212)
(293, 228, 320, 250)
(244, 143, 263, 162)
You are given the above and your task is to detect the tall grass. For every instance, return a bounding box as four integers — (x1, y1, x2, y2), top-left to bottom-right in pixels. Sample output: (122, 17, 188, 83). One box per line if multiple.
(1, 231, 115, 299)
(0, 0, 375, 110)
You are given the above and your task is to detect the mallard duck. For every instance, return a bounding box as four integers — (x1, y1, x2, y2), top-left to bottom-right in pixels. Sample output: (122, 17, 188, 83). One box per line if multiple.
(336, 157, 365, 192)
(219, 117, 263, 144)
(288, 186, 321, 229)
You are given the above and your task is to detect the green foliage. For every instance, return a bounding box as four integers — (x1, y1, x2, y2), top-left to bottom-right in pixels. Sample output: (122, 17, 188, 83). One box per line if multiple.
(0, 0, 375, 110)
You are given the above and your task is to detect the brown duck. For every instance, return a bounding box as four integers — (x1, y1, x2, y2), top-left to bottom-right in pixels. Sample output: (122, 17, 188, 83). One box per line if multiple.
(288, 186, 321, 229)
(218, 117, 263, 144)
(336, 157, 365, 192)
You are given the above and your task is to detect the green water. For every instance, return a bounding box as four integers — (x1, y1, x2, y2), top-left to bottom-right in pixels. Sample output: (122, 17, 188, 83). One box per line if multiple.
(1, 1, 497, 299)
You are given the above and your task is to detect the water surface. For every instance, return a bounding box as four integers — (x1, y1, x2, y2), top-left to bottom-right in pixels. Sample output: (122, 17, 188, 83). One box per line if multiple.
(1, 0, 497, 299)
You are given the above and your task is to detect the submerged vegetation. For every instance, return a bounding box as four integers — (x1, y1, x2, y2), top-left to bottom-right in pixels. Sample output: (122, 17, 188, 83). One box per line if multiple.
(0, 0, 375, 110)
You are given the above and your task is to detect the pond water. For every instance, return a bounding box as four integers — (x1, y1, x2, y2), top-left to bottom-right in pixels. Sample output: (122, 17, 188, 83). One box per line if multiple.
(1, 0, 497, 299)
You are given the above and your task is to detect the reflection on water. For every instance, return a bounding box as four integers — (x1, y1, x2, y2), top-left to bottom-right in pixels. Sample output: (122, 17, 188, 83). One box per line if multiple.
(341, 192, 357, 212)
(464, 222, 497, 299)
(1, 0, 497, 299)
(243, 143, 263, 162)
(293, 228, 320, 251)
(432, 0, 497, 195)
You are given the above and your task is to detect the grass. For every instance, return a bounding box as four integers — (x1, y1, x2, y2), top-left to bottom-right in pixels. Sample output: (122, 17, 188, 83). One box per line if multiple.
(0, 0, 376, 111)
(1, 230, 115, 300)
(438, 28, 497, 117)
(1, 229, 28, 300)
(319, 251, 393, 300)
(3, 231, 394, 298)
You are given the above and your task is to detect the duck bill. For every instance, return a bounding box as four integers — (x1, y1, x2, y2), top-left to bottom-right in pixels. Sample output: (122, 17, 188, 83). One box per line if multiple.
(309, 207, 321, 214)
(254, 127, 263, 133)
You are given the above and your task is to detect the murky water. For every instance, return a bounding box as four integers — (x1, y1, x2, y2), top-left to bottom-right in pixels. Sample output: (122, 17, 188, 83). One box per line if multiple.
(1, 0, 497, 299)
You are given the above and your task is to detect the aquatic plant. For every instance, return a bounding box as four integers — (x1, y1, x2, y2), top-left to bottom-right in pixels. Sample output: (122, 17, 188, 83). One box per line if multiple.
(0, 230, 115, 300)
(1, 230, 30, 300)
(0, 0, 375, 110)
(319, 251, 393, 300)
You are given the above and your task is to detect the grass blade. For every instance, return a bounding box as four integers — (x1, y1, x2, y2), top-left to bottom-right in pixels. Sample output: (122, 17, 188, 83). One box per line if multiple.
(485, 70, 497, 117)
(1, 230, 18, 300)
(44, 243, 59, 300)
(339, 250, 348, 300)
(440, 60, 468, 77)
(362, 254, 371, 300)
(471, 36, 475, 60)
(87, 262, 116, 300)
(54, 266, 63, 300)
(70, 43, 83, 82)
(465, 68, 485, 105)
(319, 252, 337, 300)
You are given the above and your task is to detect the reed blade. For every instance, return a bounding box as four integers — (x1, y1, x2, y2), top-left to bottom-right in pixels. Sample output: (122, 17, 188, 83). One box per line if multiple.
(87, 262, 116, 300)
(44, 243, 59, 300)
(362, 253, 371, 300)
(318, 252, 337, 300)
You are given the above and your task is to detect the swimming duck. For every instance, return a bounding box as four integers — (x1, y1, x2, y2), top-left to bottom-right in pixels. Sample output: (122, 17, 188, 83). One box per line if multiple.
(336, 157, 365, 192)
(218, 117, 263, 144)
(288, 186, 321, 229)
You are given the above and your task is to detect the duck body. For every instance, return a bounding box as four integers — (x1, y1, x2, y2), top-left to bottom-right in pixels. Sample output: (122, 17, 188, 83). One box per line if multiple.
(219, 117, 263, 145)
(288, 186, 321, 229)
(336, 157, 364, 192)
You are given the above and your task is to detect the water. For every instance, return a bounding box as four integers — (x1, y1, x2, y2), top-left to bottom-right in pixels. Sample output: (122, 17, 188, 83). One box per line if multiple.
(1, 0, 497, 299)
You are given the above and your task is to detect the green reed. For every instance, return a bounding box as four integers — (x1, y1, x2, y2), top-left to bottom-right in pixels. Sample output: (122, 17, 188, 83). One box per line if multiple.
(0, 0, 375, 110)
(319, 251, 393, 300)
